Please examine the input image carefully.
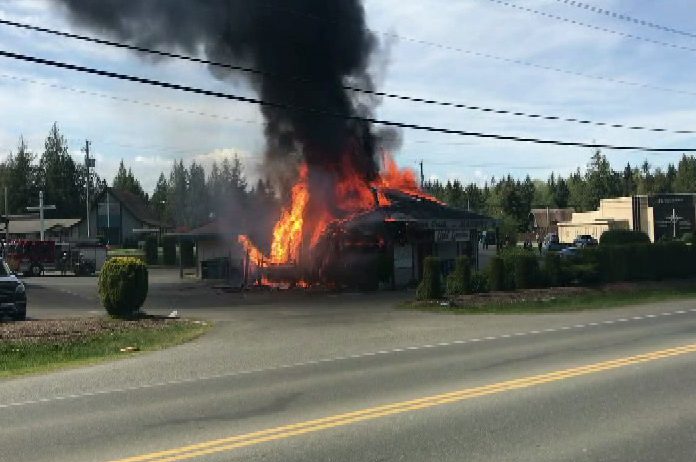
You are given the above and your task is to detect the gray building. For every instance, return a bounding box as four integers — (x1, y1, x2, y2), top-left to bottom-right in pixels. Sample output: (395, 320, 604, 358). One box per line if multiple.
(77, 188, 171, 245)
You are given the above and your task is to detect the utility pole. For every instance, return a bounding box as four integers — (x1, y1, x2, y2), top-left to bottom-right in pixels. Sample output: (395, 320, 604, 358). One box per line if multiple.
(84, 140, 94, 238)
(419, 160, 424, 187)
(27, 191, 56, 241)
(4, 186, 8, 244)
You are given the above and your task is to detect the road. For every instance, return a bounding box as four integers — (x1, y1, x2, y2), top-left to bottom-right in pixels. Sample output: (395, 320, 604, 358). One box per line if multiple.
(3, 273, 696, 461)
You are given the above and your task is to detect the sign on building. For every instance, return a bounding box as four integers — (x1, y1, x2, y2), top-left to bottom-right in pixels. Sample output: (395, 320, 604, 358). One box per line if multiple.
(648, 195, 695, 241)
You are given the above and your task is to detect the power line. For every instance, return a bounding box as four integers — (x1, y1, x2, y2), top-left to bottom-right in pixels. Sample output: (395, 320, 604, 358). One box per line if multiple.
(552, 0, 696, 39)
(3, 17, 696, 133)
(486, 0, 696, 55)
(0, 48, 692, 153)
(0, 73, 262, 127)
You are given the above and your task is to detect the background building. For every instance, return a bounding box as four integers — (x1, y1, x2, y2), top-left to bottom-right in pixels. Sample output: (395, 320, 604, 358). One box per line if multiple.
(77, 187, 171, 245)
(558, 194, 696, 243)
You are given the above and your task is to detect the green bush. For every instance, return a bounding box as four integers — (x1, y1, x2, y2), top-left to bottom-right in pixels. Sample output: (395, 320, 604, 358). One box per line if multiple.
(566, 263, 601, 285)
(180, 240, 195, 267)
(144, 235, 158, 265)
(512, 253, 540, 289)
(470, 272, 489, 293)
(162, 236, 176, 266)
(416, 257, 442, 300)
(488, 256, 505, 291)
(98, 257, 148, 319)
(544, 253, 563, 287)
(600, 229, 650, 246)
(446, 256, 471, 296)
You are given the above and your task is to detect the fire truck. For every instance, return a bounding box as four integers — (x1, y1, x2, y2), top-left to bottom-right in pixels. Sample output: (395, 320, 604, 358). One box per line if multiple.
(4, 240, 107, 276)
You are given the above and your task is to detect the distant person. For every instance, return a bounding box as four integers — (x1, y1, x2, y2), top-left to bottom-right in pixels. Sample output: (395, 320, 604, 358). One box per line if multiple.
(538, 238, 543, 255)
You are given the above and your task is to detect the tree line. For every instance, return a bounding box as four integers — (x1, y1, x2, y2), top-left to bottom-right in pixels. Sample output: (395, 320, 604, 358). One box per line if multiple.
(0, 123, 106, 218)
(424, 150, 696, 234)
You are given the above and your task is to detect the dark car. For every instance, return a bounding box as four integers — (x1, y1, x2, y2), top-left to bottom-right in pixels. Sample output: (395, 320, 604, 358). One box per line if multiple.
(559, 246, 582, 260)
(573, 234, 598, 248)
(0, 258, 26, 321)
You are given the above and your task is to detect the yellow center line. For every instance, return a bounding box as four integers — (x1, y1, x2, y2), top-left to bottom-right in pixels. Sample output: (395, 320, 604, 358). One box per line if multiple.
(109, 342, 696, 462)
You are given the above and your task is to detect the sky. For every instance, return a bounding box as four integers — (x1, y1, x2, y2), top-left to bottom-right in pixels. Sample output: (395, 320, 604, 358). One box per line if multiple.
(0, 0, 695, 193)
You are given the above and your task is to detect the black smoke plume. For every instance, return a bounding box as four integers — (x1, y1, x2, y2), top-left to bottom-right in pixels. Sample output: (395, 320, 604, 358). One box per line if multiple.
(56, 0, 382, 184)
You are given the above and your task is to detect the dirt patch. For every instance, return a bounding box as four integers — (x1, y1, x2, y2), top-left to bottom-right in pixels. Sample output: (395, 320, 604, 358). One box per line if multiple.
(0, 318, 191, 344)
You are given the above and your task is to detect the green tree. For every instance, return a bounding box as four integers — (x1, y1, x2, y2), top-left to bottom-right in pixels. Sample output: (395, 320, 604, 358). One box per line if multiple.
(112, 159, 146, 201)
(186, 161, 209, 227)
(6, 136, 37, 214)
(674, 155, 696, 193)
(39, 122, 82, 217)
(151, 172, 168, 219)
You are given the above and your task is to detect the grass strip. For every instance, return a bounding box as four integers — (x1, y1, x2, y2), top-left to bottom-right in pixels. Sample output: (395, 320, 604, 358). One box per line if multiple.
(407, 284, 696, 314)
(0, 319, 210, 378)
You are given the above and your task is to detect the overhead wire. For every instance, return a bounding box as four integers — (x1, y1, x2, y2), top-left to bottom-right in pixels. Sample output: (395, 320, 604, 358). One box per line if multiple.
(1, 17, 696, 133)
(551, 0, 696, 39)
(0, 48, 693, 153)
(486, 0, 696, 55)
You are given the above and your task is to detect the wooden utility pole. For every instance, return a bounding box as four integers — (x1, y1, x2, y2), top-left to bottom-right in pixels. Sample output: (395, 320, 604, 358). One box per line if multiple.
(84, 140, 94, 238)
(419, 160, 424, 186)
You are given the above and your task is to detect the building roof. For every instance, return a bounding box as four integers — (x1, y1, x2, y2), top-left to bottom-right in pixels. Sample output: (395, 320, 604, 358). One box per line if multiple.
(99, 188, 170, 229)
(3, 218, 82, 235)
(530, 208, 574, 228)
(343, 189, 495, 234)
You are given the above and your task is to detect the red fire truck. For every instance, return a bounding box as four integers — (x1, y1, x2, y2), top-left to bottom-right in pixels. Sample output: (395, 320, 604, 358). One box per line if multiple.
(5, 240, 107, 276)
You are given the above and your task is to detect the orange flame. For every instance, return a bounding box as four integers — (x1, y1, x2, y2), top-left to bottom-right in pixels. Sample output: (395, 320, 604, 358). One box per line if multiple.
(239, 151, 442, 271)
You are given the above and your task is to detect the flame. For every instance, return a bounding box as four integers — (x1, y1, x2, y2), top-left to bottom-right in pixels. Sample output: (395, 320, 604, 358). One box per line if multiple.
(239, 150, 442, 273)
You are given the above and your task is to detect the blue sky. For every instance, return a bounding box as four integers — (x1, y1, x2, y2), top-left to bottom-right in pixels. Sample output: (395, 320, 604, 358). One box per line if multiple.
(0, 0, 695, 193)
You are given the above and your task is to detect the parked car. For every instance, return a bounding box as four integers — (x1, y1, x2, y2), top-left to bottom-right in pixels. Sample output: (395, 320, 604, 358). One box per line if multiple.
(0, 258, 26, 321)
(559, 246, 581, 260)
(573, 234, 598, 248)
(541, 241, 564, 255)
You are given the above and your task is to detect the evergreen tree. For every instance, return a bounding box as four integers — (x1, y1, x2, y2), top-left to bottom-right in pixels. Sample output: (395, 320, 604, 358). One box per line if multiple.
(38, 123, 81, 217)
(112, 159, 146, 200)
(6, 136, 37, 214)
(151, 172, 169, 219)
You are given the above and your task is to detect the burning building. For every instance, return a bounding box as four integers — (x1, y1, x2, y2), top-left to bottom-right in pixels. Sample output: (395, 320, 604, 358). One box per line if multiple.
(55, 0, 495, 288)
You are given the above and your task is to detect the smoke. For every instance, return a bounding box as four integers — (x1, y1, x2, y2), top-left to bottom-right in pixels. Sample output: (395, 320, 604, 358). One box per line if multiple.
(55, 0, 385, 183)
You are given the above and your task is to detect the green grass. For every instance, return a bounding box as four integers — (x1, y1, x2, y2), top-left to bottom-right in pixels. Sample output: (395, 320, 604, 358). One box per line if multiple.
(407, 284, 696, 315)
(0, 320, 210, 378)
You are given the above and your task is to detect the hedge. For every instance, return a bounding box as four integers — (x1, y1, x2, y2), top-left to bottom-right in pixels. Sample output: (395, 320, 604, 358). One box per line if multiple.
(470, 271, 489, 293)
(144, 235, 158, 265)
(446, 256, 471, 296)
(544, 253, 562, 287)
(488, 256, 504, 291)
(162, 236, 176, 266)
(416, 257, 442, 300)
(599, 229, 650, 246)
(98, 257, 148, 319)
(580, 241, 696, 283)
(498, 248, 541, 290)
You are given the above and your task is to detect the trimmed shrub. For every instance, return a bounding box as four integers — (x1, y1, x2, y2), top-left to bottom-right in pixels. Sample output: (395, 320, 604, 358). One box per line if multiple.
(446, 256, 472, 296)
(180, 240, 195, 267)
(488, 256, 505, 291)
(416, 257, 442, 300)
(98, 257, 148, 319)
(566, 263, 601, 285)
(681, 232, 694, 244)
(470, 271, 489, 293)
(512, 253, 540, 289)
(544, 253, 562, 287)
(600, 229, 650, 246)
(144, 235, 158, 265)
(162, 236, 176, 266)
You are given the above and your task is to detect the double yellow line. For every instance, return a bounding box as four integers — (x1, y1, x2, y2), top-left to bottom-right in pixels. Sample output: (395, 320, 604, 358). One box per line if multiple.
(110, 342, 696, 462)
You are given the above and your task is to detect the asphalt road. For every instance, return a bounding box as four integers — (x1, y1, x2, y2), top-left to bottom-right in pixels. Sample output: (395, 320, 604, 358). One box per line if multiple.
(3, 274, 696, 461)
